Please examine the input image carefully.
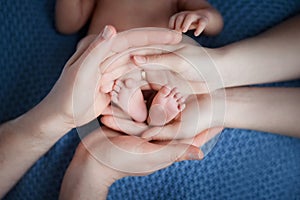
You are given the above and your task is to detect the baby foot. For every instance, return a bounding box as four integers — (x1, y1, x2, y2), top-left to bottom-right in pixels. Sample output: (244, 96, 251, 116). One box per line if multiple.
(147, 86, 185, 126)
(111, 79, 147, 122)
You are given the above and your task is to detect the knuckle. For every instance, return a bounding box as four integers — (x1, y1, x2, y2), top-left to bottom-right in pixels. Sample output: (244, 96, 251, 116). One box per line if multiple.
(177, 15, 185, 20)
(186, 13, 195, 19)
(151, 54, 163, 63)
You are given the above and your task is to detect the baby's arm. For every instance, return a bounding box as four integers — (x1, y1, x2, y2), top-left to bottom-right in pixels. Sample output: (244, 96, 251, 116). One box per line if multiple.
(55, 0, 96, 34)
(170, 0, 223, 36)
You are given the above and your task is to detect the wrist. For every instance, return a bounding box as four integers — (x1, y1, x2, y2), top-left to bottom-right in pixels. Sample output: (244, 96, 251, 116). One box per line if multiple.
(209, 46, 233, 89)
(202, 47, 229, 91)
(76, 142, 124, 186)
(60, 143, 123, 200)
(201, 89, 227, 127)
(223, 87, 251, 129)
(11, 98, 73, 142)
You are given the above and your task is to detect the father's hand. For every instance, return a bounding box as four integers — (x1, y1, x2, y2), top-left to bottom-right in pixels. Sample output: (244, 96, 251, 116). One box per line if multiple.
(42, 26, 183, 130)
(60, 127, 202, 200)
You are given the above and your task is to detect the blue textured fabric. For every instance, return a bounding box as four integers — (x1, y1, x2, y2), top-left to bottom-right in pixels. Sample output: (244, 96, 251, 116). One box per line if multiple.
(1, 0, 300, 199)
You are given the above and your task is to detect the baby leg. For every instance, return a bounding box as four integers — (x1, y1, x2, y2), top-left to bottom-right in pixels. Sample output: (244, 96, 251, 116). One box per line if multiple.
(147, 86, 185, 126)
(111, 79, 147, 122)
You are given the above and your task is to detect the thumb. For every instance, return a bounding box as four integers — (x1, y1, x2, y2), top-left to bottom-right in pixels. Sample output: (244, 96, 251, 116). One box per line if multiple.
(178, 144, 204, 161)
(141, 125, 180, 141)
(156, 143, 203, 163)
(133, 53, 185, 72)
(77, 25, 117, 72)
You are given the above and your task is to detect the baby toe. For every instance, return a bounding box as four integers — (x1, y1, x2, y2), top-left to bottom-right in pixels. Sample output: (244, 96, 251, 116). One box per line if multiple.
(113, 84, 121, 93)
(115, 80, 124, 88)
(169, 87, 178, 97)
(174, 92, 182, 100)
(177, 97, 185, 104)
(110, 91, 119, 103)
(178, 103, 186, 111)
(160, 85, 172, 96)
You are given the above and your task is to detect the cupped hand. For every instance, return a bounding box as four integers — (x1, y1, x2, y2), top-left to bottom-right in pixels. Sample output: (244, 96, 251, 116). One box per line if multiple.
(133, 43, 224, 94)
(81, 127, 203, 174)
(141, 93, 225, 140)
(60, 126, 203, 199)
(41, 26, 183, 129)
(100, 42, 224, 96)
(101, 91, 225, 141)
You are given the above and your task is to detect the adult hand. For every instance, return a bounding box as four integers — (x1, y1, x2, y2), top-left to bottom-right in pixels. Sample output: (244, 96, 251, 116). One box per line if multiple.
(133, 43, 224, 94)
(141, 93, 225, 140)
(101, 91, 224, 141)
(131, 14, 300, 91)
(100, 41, 224, 95)
(41, 26, 183, 130)
(59, 127, 202, 200)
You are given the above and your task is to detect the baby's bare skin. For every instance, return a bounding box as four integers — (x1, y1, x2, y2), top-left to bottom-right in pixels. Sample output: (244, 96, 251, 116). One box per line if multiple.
(56, 0, 223, 36)
(88, 0, 178, 34)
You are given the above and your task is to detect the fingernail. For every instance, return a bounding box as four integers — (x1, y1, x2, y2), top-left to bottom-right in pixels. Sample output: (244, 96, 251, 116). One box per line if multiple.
(202, 16, 209, 24)
(171, 29, 182, 35)
(102, 25, 114, 40)
(188, 152, 200, 160)
(188, 151, 203, 160)
(179, 103, 186, 112)
(134, 56, 146, 64)
(198, 151, 204, 159)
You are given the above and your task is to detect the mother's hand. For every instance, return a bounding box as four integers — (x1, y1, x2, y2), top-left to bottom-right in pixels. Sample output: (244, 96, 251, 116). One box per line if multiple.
(100, 41, 224, 95)
(133, 43, 225, 94)
(101, 93, 224, 143)
(59, 127, 202, 200)
(42, 26, 183, 130)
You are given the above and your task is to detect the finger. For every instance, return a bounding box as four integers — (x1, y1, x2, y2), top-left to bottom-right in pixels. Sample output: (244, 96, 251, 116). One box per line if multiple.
(110, 28, 182, 54)
(80, 126, 121, 148)
(194, 17, 208, 36)
(75, 25, 117, 90)
(100, 64, 139, 93)
(188, 81, 209, 94)
(178, 145, 204, 161)
(175, 14, 186, 31)
(152, 137, 194, 146)
(181, 14, 198, 33)
(101, 44, 180, 74)
(102, 106, 113, 115)
(76, 34, 98, 51)
(100, 127, 122, 137)
(141, 123, 181, 141)
(65, 26, 114, 68)
(72, 26, 115, 121)
(169, 13, 178, 29)
(152, 143, 203, 162)
(133, 53, 186, 73)
(140, 83, 152, 90)
(192, 127, 224, 147)
(101, 116, 148, 136)
(101, 63, 137, 83)
(84, 25, 117, 60)
(95, 27, 181, 74)
(169, 137, 196, 146)
(100, 81, 115, 94)
(102, 105, 131, 120)
(152, 138, 206, 160)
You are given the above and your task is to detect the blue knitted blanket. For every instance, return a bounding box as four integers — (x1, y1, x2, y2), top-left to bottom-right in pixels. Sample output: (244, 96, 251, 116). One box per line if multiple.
(0, 1, 299, 199)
